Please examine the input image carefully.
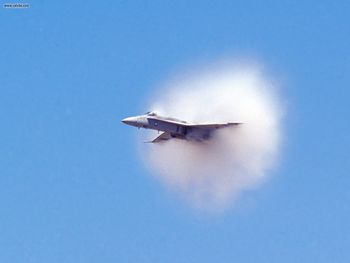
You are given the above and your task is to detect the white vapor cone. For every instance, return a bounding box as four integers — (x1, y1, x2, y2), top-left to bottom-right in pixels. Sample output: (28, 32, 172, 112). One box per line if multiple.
(140, 61, 283, 211)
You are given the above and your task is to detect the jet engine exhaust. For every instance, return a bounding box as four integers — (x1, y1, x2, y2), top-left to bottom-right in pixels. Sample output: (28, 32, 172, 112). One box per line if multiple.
(139, 60, 284, 211)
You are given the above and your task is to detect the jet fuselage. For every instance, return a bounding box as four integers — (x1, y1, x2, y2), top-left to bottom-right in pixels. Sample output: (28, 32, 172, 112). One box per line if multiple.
(122, 112, 240, 143)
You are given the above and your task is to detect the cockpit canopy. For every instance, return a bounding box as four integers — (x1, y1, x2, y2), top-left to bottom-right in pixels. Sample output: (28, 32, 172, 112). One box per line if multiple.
(145, 111, 157, 116)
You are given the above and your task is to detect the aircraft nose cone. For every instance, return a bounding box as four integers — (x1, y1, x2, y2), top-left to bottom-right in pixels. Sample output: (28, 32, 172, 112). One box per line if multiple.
(121, 117, 131, 124)
(122, 117, 137, 126)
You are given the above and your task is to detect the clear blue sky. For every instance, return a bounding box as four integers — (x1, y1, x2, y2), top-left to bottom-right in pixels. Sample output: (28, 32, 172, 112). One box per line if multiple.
(1, 1, 349, 262)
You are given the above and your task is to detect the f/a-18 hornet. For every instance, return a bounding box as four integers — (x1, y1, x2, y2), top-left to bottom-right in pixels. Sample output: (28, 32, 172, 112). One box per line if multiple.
(122, 111, 241, 143)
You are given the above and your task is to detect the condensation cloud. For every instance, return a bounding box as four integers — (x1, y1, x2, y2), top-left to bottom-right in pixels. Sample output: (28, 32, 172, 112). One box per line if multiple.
(139, 60, 284, 211)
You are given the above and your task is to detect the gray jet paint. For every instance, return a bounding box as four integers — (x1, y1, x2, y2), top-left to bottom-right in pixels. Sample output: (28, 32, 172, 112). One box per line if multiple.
(122, 112, 241, 143)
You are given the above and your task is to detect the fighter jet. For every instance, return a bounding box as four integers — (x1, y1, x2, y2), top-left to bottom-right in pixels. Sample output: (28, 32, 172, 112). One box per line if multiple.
(122, 111, 241, 143)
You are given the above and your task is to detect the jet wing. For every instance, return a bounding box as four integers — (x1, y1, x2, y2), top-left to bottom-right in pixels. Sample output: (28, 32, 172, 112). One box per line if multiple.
(148, 117, 241, 130)
(147, 117, 241, 142)
(188, 122, 242, 129)
(146, 121, 241, 143)
(150, 132, 172, 143)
